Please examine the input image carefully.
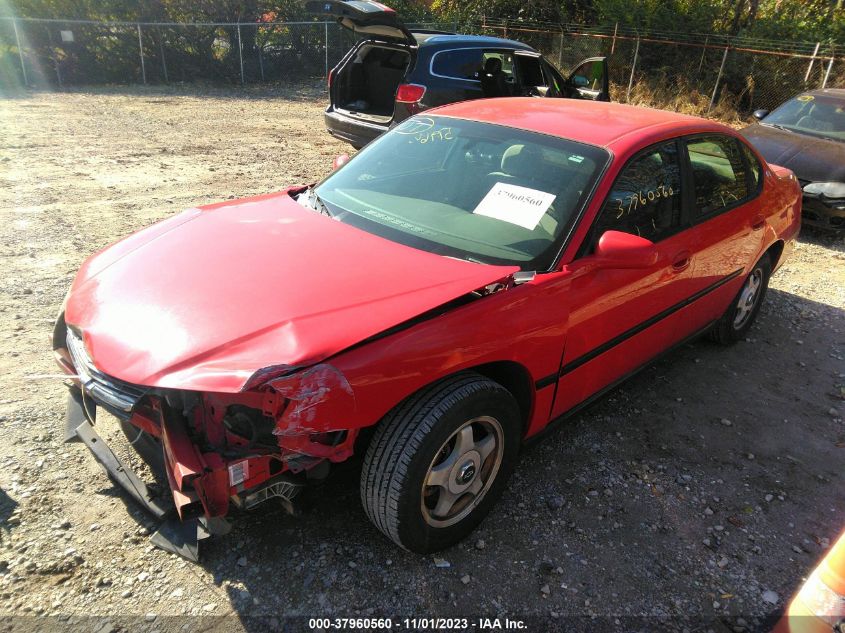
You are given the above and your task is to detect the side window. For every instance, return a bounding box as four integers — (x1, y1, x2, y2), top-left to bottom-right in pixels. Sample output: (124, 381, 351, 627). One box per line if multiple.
(431, 49, 484, 80)
(686, 135, 749, 217)
(594, 141, 683, 243)
(481, 51, 514, 78)
(514, 55, 546, 90)
(540, 59, 565, 96)
(738, 141, 763, 191)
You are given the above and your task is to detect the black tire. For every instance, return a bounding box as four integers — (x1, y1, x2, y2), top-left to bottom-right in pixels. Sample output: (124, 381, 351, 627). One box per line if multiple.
(711, 253, 772, 344)
(360, 372, 521, 553)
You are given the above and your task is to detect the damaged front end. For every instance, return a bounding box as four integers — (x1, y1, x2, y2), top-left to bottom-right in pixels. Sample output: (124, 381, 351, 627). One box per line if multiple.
(57, 324, 357, 561)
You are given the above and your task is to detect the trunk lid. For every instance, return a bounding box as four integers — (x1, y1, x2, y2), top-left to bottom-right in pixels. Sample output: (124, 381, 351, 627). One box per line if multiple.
(65, 190, 517, 393)
(307, 0, 415, 46)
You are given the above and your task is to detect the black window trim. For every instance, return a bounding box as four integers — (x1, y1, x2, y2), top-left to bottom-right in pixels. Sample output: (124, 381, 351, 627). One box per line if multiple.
(681, 132, 762, 225)
(575, 137, 690, 258)
(736, 135, 765, 197)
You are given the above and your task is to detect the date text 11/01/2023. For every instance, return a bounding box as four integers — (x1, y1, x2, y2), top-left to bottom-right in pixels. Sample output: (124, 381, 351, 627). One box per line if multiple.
(307, 618, 528, 630)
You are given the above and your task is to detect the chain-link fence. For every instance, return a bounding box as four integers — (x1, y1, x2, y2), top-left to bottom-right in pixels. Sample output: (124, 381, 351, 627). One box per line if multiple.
(0, 17, 453, 88)
(1, 15, 841, 118)
(472, 19, 843, 118)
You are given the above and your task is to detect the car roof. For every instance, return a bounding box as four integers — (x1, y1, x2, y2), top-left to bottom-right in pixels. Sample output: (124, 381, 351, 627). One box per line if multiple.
(431, 98, 732, 152)
(412, 32, 535, 51)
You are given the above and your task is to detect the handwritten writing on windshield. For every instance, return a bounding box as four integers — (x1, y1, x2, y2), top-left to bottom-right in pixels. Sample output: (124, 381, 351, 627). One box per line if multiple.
(414, 127, 453, 144)
(610, 185, 674, 218)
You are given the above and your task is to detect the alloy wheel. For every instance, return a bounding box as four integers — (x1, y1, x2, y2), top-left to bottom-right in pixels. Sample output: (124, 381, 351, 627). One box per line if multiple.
(421, 416, 504, 528)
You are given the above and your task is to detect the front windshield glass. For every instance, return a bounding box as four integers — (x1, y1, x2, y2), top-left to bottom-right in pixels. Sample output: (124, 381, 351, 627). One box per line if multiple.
(763, 94, 845, 141)
(314, 116, 608, 270)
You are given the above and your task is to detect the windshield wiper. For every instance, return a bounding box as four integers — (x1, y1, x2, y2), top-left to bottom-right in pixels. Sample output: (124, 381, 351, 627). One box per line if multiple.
(300, 188, 333, 218)
(312, 192, 333, 218)
(762, 122, 794, 133)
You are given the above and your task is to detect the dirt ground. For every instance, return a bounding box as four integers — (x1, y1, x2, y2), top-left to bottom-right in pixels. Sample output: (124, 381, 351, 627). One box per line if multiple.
(0, 84, 844, 632)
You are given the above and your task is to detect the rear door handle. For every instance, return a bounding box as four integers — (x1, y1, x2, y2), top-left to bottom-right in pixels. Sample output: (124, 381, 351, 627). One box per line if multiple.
(671, 251, 691, 272)
(751, 215, 766, 231)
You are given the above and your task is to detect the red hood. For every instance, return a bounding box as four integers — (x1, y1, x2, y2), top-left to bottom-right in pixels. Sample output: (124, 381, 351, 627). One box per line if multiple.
(64, 190, 517, 392)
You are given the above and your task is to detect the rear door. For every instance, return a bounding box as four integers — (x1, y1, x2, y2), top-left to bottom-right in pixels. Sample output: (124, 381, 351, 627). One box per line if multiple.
(513, 51, 549, 96)
(679, 133, 767, 322)
(306, 0, 415, 45)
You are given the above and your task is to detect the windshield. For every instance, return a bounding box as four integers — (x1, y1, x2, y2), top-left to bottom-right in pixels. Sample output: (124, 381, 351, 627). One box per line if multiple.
(314, 116, 608, 270)
(763, 94, 845, 141)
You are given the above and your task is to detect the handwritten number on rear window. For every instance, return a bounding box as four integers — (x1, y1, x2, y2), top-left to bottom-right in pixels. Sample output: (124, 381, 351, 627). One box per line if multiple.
(612, 185, 674, 218)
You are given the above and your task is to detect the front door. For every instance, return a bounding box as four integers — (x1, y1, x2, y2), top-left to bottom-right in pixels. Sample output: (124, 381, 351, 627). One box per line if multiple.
(567, 57, 610, 101)
(550, 139, 702, 418)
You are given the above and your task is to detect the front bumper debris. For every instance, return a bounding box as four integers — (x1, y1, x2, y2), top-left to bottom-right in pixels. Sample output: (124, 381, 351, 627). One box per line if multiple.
(65, 390, 214, 561)
(65, 385, 306, 562)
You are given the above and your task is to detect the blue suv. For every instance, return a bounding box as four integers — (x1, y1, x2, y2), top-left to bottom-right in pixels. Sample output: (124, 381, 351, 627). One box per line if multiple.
(309, 1, 609, 149)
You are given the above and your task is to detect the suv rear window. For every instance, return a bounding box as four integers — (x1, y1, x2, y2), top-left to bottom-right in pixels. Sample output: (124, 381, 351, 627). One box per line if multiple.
(431, 49, 484, 80)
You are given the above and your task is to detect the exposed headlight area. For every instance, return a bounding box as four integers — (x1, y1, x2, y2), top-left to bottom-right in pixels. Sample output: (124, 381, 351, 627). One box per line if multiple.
(65, 328, 147, 415)
(801, 182, 845, 229)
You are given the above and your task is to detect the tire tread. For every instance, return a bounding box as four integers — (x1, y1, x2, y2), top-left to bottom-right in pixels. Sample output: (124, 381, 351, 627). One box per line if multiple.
(360, 373, 509, 549)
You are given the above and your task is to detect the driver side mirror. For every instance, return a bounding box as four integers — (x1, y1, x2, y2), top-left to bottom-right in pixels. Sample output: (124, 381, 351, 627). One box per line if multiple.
(752, 109, 769, 121)
(594, 230, 658, 269)
(332, 154, 350, 170)
(572, 75, 590, 88)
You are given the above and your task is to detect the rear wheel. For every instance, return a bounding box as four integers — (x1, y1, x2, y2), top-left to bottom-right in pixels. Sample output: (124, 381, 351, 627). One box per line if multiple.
(711, 253, 771, 344)
(361, 373, 521, 553)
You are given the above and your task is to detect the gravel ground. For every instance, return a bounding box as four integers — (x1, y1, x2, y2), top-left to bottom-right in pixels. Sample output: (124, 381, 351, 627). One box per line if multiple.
(0, 84, 844, 632)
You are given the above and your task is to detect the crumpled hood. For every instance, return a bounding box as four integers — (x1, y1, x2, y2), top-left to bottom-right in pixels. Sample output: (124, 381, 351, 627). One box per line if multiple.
(65, 190, 517, 392)
(740, 123, 845, 183)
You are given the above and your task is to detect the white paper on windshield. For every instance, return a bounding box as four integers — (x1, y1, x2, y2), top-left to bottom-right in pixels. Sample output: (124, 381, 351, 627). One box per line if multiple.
(472, 182, 556, 230)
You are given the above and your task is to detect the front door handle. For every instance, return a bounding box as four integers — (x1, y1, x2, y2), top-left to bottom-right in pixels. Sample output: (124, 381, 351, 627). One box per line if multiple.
(671, 251, 691, 272)
(751, 215, 766, 231)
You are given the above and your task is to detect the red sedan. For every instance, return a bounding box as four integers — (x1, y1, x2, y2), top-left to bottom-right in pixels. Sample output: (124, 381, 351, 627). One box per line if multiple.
(53, 98, 801, 559)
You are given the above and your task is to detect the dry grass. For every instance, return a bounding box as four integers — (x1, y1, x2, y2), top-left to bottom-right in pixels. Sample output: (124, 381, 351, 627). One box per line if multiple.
(610, 78, 747, 128)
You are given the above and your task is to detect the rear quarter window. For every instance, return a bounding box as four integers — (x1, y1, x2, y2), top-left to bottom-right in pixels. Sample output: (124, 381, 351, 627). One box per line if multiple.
(739, 141, 763, 191)
(431, 49, 484, 80)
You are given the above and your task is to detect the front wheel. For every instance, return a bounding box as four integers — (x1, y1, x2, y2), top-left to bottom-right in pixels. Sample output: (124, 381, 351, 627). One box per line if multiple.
(711, 253, 771, 344)
(360, 373, 521, 553)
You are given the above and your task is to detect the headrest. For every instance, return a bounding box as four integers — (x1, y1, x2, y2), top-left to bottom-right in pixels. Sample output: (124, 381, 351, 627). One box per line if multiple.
(484, 57, 502, 74)
(500, 144, 540, 179)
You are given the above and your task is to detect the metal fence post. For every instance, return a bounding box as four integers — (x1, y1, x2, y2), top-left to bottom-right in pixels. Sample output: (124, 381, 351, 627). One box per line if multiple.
(708, 46, 729, 113)
(822, 55, 835, 88)
(237, 24, 245, 84)
(258, 44, 265, 82)
(611, 22, 618, 55)
(697, 36, 709, 75)
(158, 28, 168, 82)
(137, 24, 146, 84)
(626, 37, 640, 103)
(804, 42, 820, 82)
(558, 30, 564, 69)
(46, 26, 62, 88)
(325, 21, 329, 78)
(12, 19, 28, 86)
